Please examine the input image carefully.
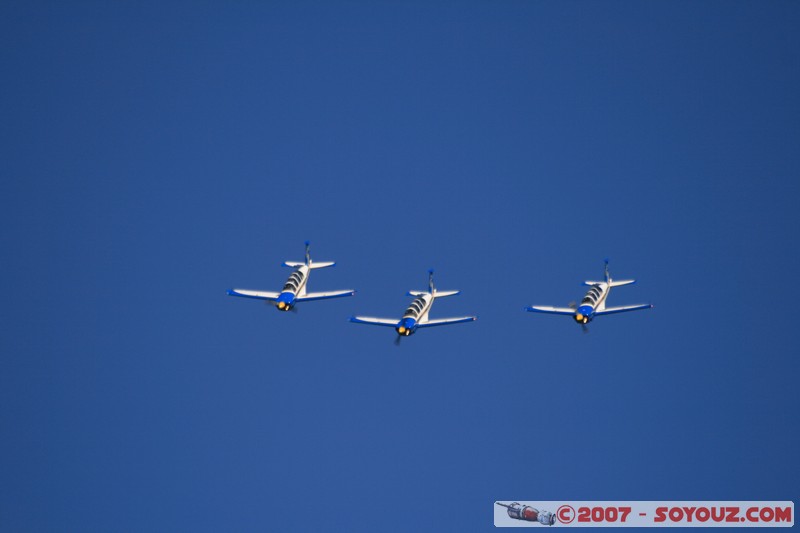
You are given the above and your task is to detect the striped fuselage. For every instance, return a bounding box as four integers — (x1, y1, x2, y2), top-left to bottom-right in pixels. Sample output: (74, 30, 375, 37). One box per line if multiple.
(276, 266, 309, 310)
(574, 283, 610, 324)
(397, 293, 433, 335)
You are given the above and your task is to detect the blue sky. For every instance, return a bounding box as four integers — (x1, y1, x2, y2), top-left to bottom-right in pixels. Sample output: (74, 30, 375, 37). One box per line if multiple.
(1, 1, 798, 531)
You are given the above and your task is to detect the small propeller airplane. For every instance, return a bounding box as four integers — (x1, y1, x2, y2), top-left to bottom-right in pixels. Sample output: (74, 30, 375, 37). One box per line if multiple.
(525, 259, 653, 332)
(349, 269, 477, 344)
(227, 241, 355, 312)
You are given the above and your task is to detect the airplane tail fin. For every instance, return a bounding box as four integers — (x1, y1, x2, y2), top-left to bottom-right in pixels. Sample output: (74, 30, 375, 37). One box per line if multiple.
(406, 270, 458, 297)
(282, 242, 336, 269)
(585, 258, 635, 286)
(408, 289, 460, 298)
(605, 258, 636, 287)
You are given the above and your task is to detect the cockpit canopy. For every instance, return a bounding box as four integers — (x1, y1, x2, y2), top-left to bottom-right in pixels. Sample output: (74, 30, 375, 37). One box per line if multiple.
(282, 270, 305, 293)
(403, 296, 426, 318)
(581, 284, 603, 306)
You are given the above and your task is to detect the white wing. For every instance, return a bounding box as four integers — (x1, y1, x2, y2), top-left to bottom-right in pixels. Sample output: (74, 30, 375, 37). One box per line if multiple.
(525, 306, 575, 315)
(416, 316, 476, 328)
(295, 290, 355, 302)
(227, 289, 280, 301)
(594, 304, 653, 315)
(349, 316, 399, 327)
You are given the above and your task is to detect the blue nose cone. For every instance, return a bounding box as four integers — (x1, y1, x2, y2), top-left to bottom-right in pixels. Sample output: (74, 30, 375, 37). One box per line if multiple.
(276, 292, 295, 310)
(576, 305, 594, 318)
(397, 317, 417, 334)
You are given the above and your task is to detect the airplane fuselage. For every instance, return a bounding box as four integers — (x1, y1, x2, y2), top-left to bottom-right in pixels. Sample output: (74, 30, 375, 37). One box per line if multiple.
(574, 283, 610, 324)
(277, 265, 309, 311)
(397, 293, 433, 335)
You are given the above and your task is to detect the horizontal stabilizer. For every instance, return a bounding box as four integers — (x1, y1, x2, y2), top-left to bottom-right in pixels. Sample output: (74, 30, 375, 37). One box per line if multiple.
(417, 316, 476, 328)
(227, 289, 280, 301)
(407, 290, 460, 297)
(525, 305, 575, 315)
(283, 261, 336, 269)
(295, 290, 355, 302)
(582, 280, 607, 287)
(433, 290, 460, 298)
(609, 279, 636, 287)
(349, 316, 398, 327)
(594, 303, 653, 316)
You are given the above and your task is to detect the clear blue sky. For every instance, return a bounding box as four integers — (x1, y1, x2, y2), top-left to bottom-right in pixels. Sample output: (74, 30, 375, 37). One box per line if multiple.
(1, 1, 798, 531)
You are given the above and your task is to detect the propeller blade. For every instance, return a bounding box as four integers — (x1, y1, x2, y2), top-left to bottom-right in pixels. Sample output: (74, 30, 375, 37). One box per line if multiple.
(568, 301, 577, 310)
(581, 324, 589, 334)
(394, 335, 402, 347)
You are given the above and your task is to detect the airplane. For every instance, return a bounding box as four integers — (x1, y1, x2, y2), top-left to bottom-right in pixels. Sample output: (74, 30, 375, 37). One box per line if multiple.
(525, 259, 652, 332)
(227, 241, 355, 312)
(349, 269, 477, 344)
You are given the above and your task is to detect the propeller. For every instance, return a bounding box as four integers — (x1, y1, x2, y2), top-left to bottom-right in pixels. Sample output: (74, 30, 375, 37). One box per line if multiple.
(394, 335, 402, 347)
(268, 300, 298, 313)
(428, 268, 435, 294)
(305, 240, 311, 265)
(568, 301, 588, 333)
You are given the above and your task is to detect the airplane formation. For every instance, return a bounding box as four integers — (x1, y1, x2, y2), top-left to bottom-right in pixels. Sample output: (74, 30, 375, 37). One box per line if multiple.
(227, 242, 653, 341)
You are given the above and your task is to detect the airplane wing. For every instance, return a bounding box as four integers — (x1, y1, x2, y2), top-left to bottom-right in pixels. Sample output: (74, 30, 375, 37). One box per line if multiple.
(525, 306, 575, 315)
(295, 290, 355, 302)
(416, 316, 477, 328)
(594, 304, 653, 316)
(349, 316, 399, 327)
(227, 289, 281, 301)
